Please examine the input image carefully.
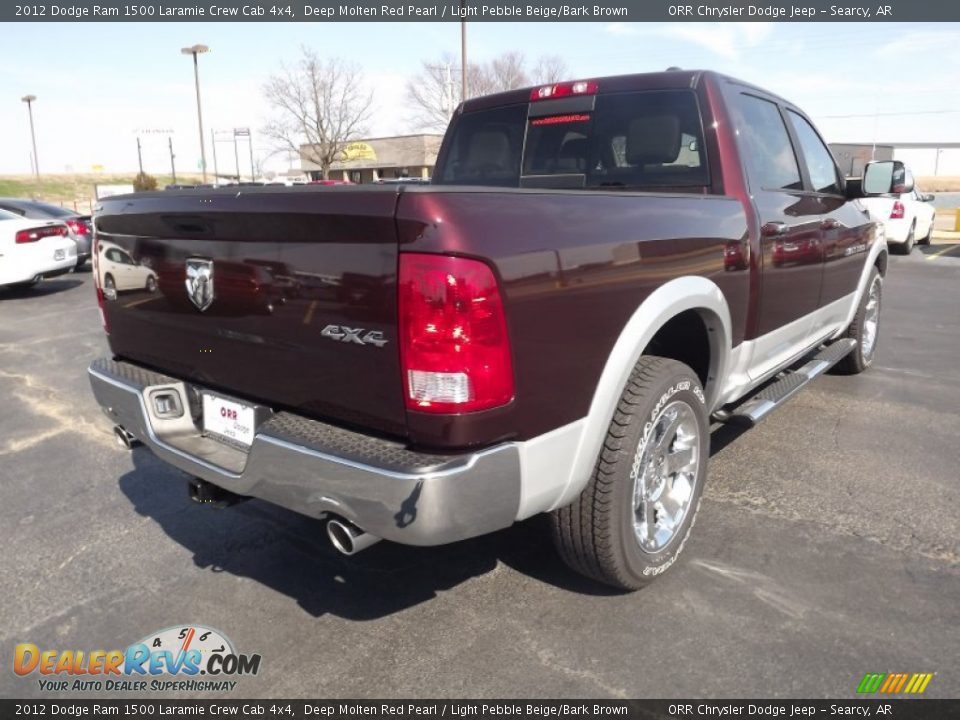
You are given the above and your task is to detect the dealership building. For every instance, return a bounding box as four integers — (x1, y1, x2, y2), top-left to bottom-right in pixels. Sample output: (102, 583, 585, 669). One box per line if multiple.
(830, 142, 960, 177)
(300, 134, 444, 183)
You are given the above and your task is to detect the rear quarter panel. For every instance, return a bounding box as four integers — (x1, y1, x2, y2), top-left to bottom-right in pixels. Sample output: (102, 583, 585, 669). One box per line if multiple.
(397, 188, 749, 447)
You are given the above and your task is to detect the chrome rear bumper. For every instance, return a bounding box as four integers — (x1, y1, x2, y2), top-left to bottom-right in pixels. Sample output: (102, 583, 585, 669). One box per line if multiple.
(88, 358, 521, 546)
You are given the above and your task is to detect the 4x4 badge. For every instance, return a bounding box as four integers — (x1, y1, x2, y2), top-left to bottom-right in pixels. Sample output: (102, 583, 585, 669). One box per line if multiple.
(185, 258, 215, 312)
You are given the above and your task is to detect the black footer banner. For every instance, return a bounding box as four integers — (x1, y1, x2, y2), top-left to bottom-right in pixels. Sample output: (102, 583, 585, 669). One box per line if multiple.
(2, 699, 958, 720)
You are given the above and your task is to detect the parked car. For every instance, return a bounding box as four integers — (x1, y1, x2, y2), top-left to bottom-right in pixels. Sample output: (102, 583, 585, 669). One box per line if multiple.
(861, 174, 936, 254)
(88, 70, 898, 590)
(0, 209, 77, 290)
(0, 198, 91, 267)
(96, 241, 158, 295)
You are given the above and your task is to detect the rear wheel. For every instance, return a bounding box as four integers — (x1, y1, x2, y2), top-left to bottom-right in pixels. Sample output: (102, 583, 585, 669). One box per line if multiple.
(896, 222, 916, 255)
(551, 356, 709, 590)
(104, 274, 116, 294)
(833, 267, 882, 375)
(146, 275, 157, 293)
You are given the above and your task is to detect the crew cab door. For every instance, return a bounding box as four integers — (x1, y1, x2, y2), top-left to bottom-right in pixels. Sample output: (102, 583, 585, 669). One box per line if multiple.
(730, 92, 823, 347)
(783, 108, 863, 317)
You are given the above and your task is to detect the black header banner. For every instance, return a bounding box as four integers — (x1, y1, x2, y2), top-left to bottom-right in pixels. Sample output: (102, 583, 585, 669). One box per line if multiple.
(2, 700, 960, 719)
(4, 0, 960, 22)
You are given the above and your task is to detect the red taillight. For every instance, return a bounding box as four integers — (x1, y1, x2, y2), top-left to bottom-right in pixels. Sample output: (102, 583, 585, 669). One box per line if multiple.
(530, 80, 598, 101)
(65, 218, 89, 235)
(15, 225, 67, 244)
(399, 254, 514, 414)
(890, 201, 905, 220)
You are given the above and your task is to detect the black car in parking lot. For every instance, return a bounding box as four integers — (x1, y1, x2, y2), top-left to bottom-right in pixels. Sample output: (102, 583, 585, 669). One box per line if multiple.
(0, 198, 92, 266)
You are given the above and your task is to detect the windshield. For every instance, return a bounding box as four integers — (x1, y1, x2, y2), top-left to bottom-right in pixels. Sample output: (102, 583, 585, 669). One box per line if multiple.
(436, 89, 709, 191)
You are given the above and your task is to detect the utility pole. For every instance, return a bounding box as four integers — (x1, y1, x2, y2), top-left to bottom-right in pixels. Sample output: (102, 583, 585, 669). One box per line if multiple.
(460, 2, 468, 101)
(136, 137, 144, 175)
(233, 128, 254, 181)
(444, 64, 455, 116)
(211, 128, 219, 183)
(181, 44, 210, 183)
(248, 133, 255, 181)
(21, 95, 39, 177)
(233, 130, 240, 181)
(169, 137, 177, 184)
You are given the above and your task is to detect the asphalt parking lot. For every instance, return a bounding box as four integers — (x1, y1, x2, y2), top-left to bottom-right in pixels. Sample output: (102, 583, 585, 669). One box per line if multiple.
(1, 250, 958, 700)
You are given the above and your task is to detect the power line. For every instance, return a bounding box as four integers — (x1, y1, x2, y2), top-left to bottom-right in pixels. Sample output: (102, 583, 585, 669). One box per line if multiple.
(822, 109, 960, 118)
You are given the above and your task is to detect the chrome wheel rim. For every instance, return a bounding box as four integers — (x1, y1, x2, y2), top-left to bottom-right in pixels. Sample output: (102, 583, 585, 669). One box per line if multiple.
(631, 399, 701, 553)
(861, 277, 881, 359)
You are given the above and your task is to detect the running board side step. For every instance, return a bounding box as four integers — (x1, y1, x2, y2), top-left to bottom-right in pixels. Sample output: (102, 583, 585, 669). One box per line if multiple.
(714, 338, 857, 427)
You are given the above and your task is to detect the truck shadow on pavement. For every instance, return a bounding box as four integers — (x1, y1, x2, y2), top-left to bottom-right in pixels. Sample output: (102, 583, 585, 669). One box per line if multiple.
(118, 449, 619, 620)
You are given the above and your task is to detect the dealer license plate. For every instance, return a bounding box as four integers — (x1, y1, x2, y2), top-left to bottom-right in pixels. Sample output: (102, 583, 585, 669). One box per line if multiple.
(202, 394, 256, 447)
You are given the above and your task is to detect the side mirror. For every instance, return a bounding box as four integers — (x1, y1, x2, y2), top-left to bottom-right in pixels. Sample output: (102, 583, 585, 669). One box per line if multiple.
(862, 160, 914, 195)
(922, 193, 936, 202)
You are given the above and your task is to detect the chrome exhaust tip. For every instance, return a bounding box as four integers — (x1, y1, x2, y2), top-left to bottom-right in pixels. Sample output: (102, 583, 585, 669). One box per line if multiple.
(113, 425, 140, 450)
(327, 518, 380, 556)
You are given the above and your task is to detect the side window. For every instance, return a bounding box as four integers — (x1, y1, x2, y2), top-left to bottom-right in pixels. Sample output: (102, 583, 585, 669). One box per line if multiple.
(786, 111, 842, 195)
(438, 104, 527, 187)
(732, 94, 802, 191)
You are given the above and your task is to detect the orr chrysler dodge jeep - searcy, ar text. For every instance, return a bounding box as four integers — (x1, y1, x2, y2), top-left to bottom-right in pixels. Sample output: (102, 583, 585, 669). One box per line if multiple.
(88, 70, 907, 590)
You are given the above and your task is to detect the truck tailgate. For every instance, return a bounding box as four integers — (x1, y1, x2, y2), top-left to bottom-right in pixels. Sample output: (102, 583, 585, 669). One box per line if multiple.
(94, 187, 406, 437)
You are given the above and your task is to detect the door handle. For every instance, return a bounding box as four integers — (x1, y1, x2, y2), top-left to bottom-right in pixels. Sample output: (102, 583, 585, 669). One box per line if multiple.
(821, 218, 842, 230)
(761, 221, 788, 237)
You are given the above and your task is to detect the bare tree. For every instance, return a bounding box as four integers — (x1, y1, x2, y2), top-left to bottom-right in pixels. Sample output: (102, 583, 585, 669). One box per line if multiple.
(531, 55, 569, 84)
(406, 53, 574, 133)
(488, 52, 529, 91)
(262, 49, 373, 180)
(406, 53, 462, 133)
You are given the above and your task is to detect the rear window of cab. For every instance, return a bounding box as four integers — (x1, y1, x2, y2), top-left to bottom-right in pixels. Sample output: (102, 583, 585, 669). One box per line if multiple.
(435, 89, 709, 191)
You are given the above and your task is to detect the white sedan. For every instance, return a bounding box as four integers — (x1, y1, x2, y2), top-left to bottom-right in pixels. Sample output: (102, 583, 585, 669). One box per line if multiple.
(96, 241, 158, 294)
(861, 186, 937, 255)
(0, 208, 77, 290)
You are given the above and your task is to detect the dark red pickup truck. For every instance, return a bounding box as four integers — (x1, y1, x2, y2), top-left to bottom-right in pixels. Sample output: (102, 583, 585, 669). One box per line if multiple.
(88, 70, 909, 589)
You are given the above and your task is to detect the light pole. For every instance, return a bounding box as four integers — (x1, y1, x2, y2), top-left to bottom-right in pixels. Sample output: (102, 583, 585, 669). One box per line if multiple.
(181, 44, 210, 183)
(21, 95, 39, 177)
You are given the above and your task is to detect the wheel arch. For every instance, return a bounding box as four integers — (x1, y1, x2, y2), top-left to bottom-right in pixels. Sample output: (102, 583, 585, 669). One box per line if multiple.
(549, 276, 732, 511)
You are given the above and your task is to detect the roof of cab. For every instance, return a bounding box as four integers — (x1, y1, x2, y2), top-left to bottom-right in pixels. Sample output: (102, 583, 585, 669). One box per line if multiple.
(457, 69, 793, 114)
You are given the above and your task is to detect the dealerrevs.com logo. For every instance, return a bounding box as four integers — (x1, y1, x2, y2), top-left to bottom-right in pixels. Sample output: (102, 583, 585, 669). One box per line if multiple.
(14, 624, 262, 693)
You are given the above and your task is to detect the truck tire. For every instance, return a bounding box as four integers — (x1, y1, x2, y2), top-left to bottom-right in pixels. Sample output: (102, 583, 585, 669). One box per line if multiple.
(551, 356, 709, 590)
(833, 267, 882, 375)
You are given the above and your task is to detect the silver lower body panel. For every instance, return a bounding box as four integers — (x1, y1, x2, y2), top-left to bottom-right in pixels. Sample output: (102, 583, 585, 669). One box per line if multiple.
(88, 358, 521, 546)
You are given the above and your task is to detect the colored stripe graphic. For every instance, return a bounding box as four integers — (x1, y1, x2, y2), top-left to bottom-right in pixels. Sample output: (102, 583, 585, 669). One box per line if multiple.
(857, 672, 933, 694)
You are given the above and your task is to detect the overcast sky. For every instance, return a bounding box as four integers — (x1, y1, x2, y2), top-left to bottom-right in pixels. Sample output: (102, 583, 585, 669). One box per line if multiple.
(2, 21, 958, 175)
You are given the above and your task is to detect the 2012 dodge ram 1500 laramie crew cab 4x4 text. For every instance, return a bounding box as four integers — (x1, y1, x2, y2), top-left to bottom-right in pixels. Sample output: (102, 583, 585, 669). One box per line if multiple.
(88, 70, 907, 590)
